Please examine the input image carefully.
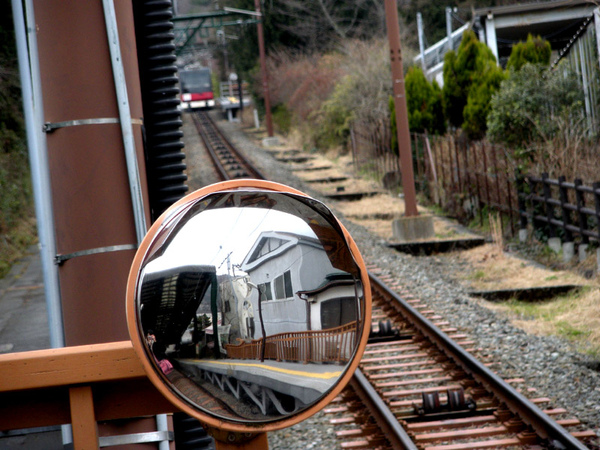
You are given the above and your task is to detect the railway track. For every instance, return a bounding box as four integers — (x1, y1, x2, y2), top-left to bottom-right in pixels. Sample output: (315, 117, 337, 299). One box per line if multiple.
(192, 111, 598, 450)
(192, 110, 265, 180)
(327, 273, 596, 449)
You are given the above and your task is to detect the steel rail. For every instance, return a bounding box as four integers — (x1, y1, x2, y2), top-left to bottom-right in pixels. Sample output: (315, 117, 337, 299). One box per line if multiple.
(368, 272, 589, 450)
(193, 111, 266, 180)
(192, 112, 229, 181)
(350, 369, 419, 450)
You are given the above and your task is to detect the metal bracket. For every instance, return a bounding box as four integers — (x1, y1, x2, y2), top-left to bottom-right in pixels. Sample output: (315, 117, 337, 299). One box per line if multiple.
(55, 244, 137, 265)
(99, 431, 173, 447)
(43, 118, 143, 133)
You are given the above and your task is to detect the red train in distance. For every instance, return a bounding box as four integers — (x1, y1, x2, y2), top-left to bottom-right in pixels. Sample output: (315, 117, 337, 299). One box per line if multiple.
(179, 67, 215, 110)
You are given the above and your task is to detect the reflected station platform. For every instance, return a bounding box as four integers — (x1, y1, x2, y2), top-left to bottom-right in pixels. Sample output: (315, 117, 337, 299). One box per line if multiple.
(177, 358, 342, 406)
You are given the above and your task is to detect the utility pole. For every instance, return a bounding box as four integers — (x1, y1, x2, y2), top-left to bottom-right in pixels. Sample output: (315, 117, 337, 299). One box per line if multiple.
(385, 0, 418, 217)
(254, 0, 274, 137)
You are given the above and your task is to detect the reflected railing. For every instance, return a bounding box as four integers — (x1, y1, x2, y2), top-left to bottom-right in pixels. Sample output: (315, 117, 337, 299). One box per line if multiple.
(225, 321, 358, 364)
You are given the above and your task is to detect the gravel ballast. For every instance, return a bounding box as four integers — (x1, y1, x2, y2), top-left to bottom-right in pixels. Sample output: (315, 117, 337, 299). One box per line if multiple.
(186, 114, 600, 449)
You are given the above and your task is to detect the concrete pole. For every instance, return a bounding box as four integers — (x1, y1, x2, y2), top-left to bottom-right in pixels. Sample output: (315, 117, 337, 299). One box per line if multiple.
(385, 0, 418, 217)
(254, 0, 273, 137)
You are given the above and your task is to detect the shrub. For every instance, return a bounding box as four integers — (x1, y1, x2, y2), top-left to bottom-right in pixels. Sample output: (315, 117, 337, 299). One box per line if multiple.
(506, 34, 551, 71)
(271, 104, 292, 134)
(442, 30, 504, 138)
(404, 66, 445, 135)
(487, 63, 584, 150)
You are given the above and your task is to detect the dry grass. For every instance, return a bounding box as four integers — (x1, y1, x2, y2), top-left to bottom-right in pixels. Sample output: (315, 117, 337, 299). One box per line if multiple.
(479, 287, 600, 356)
(448, 243, 600, 355)
(449, 244, 593, 291)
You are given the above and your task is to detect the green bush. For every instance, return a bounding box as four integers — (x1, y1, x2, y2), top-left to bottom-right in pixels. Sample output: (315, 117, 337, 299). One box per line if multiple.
(404, 66, 445, 135)
(487, 63, 584, 149)
(311, 74, 355, 149)
(462, 65, 506, 140)
(271, 104, 292, 134)
(442, 30, 504, 139)
(507, 34, 551, 71)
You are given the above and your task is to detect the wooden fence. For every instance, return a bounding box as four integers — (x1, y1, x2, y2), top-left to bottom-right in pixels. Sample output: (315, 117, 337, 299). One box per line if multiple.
(517, 173, 600, 245)
(225, 321, 358, 364)
(349, 122, 600, 250)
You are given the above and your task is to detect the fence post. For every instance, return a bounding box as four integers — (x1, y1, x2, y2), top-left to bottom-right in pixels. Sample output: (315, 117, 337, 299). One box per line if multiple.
(594, 182, 600, 273)
(558, 176, 573, 242)
(504, 148, 515, 236)
(515, 170, 528, 243)
(558, 176, 574, 262)
(490, 143, 503, 233)
(574, 179, 589, 244)
(462, 140, 474, 219)
(574, 178, 589, 262)
(471, 142, 483, 226)
(453, 136, 462, 193)
(542, 173, 557, 239)
(435, 137, 443, 206)
(482, 143, 492, 215)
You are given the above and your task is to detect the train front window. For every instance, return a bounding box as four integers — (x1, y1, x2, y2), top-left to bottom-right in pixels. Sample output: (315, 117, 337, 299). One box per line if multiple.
(180, 71, 211, 93)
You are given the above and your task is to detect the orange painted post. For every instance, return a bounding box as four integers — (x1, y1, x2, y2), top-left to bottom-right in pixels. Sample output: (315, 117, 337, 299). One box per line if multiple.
(69, 386, 99, 449)
(385, 0, 418, 217)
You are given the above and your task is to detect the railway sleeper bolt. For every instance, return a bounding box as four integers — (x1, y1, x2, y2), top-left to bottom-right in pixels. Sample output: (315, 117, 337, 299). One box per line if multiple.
(468, 386, 490, 399)
(494, 405, 513, 422)
(504, 417, 526, 433)
(517, 429, 541, 445)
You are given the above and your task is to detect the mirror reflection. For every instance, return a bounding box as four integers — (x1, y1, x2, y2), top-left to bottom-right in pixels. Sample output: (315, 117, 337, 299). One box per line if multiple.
(135, 189, 365, 422)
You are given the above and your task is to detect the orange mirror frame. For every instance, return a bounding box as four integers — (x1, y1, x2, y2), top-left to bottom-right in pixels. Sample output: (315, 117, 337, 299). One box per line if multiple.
(126, 179, 372, 433)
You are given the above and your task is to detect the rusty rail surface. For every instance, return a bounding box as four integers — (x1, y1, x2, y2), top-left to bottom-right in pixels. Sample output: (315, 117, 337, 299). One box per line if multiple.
(225, 321, 358, 364)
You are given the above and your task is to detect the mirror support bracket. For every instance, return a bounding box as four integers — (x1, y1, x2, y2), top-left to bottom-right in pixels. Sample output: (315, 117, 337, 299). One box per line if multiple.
(208, 429, 269, 449)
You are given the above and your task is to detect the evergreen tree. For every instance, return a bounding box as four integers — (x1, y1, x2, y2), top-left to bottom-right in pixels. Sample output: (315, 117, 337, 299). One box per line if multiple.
(404, 66, 445, 135)
(442, 29, 505, 139)
(506, 34, 551, 71)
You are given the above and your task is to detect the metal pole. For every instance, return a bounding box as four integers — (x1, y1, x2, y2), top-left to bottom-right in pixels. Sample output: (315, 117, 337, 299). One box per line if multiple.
(13, 0, 65, 350)
(254, 0, 273, 137)
(385, 0, 419, 216)
(446, 7, 453, 52)
(103, 0, 148, 245)
(16, 0, 71, 444)
(416, 12, 426, 72)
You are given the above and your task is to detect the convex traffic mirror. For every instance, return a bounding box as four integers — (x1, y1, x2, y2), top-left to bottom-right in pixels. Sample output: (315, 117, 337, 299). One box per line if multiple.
(127, 180, 371, 432)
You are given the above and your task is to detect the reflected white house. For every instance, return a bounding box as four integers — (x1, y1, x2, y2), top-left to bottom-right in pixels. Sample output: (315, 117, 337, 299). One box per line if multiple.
(240, 230, 356, 337)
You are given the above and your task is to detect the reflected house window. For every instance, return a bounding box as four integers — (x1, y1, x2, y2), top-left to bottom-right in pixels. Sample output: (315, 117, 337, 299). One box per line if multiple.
(274, 270, 293, 300)
(258, 281, 273, 301)
(321, 297, 357, 329)
(249, 236, 290, 262)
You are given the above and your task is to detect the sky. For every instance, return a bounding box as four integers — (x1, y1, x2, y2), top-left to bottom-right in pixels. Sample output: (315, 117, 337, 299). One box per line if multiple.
(144, 206, 317, 275)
